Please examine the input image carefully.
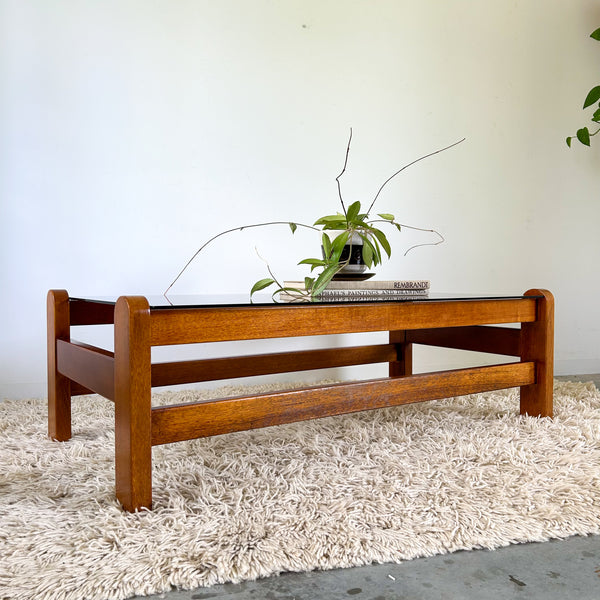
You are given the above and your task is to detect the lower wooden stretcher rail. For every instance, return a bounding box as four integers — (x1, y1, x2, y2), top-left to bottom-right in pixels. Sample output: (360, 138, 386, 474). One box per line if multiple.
(150, 361, 535, 446)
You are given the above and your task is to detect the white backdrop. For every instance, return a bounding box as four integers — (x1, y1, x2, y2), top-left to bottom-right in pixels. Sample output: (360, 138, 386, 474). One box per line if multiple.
(1, 0, 599, 399)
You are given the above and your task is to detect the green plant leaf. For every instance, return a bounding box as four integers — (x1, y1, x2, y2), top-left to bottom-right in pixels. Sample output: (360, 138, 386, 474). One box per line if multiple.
(566, 136, 573, 147)
(348, 217, 369, 228)
(371, 233, 384, 263)
(370, 228, 392, 258)
(314, 214, 347, 226)
(395, 223, 402, 232)
(311, 264, 341, 296)
(577, 127, 591, 146)
(377, 213, 395, 221)
(591, 27, 600, 41)
(346, 201, 361, 223)
(321, 233, 332, 258)
(250, 278, 275, 297)
(583, 86, 600, 109)
(371, 237, 383, 265)
(330, 230, 350, 263)
(289, 222, 297, 234)
(592, 108, 600, 122)
(358, 233, 380, 266)
(304, 277, 315, 290)
(298, 258, 327, 271)
(321, 222, 348, 231)
(361, 238, 374, 267)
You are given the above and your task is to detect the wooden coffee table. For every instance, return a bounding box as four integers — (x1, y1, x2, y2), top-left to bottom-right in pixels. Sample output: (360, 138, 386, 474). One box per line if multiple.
(47, 289, 553, 512)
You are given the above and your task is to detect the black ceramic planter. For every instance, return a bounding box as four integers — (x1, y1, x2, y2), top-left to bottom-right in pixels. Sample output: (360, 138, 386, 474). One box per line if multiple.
(321, 233, 367, 274)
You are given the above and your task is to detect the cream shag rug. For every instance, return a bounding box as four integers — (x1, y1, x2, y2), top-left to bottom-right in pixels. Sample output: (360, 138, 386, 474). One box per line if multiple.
(2, 380, 600, 600)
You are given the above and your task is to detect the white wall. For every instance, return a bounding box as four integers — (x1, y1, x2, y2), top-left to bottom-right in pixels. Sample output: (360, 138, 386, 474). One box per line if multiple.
(1, 0, 599, 399)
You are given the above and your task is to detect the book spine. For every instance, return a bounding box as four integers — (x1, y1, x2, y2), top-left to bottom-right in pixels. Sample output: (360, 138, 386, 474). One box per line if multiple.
(388, 281, 429, 290)
(318, 289, 429, 297)
(278, 292, 428, 303)
(283, 280, 430, 290)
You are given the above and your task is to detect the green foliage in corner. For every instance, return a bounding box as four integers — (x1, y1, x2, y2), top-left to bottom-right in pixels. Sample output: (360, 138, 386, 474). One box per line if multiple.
(567, 28, 600, 148)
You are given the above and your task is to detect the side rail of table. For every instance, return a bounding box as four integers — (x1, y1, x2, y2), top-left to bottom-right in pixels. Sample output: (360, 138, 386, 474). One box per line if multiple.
(47, 289, 553, 511)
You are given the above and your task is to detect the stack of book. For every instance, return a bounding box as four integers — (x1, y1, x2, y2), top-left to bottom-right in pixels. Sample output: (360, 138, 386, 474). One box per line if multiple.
(279, 279, 430, 301)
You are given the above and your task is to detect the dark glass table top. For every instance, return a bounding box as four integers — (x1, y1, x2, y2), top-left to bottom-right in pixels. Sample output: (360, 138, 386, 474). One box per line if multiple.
(70, 292, 541, 310)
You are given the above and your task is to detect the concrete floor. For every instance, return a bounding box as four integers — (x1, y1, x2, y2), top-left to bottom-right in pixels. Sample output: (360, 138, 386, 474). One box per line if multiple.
(135, 375, 600, 600)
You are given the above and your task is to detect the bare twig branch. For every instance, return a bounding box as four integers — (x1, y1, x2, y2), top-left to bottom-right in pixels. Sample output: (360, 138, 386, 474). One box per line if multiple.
(335, 128, 353, 216)
(163, 221, 319, 297)
(366, 137, 466, 216)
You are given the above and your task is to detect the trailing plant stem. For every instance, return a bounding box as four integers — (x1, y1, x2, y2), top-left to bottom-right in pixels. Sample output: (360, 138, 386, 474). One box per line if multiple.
(164, 221, 319, 296)
(367, 219, 445, 255)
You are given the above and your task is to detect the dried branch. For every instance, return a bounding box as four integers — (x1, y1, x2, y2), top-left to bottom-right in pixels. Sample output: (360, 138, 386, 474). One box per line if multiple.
(335, 128, 353, 216)
(366, 138, 466, 216)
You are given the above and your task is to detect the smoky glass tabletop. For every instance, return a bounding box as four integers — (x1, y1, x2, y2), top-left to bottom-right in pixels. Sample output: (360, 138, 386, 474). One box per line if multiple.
(70, 292, 542, 310)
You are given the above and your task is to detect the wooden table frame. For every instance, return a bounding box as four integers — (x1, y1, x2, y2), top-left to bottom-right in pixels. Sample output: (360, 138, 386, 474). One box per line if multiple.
(47, 289, 554, 512)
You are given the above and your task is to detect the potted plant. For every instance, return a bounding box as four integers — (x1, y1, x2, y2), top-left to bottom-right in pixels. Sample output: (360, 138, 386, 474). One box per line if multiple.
(164, 131, 464, 300)
(566, 27, 600, 148)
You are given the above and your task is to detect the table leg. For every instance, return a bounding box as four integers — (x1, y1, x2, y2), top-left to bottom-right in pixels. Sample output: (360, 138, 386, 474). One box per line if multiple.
(48, 290, 72, 441)
(520, 289, 554, 418)
(114, 296, 152, 511)
(390, 330, 413, 376)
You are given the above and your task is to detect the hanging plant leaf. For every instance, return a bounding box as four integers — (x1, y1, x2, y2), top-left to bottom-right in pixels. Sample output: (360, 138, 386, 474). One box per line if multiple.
(289, 222, 298, 234)
(591, 27, 600, 41)
(577, 127, 591, 146)
(583, 86, 600, 109)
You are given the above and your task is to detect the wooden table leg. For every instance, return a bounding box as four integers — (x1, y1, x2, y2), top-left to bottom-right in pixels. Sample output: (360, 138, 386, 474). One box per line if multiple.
(48, 290, 72, 441)
(520, 289, 554, 418)
(114, 296, 152, 511)
(390, 330, 413, 376)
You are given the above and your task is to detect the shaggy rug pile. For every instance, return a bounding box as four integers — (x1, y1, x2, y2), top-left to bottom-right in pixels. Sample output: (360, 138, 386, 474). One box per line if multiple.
(2, 380, 600, 600)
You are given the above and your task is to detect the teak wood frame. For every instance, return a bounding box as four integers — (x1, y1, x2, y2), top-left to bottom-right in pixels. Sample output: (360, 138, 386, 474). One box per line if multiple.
(47, 289, 554, 512)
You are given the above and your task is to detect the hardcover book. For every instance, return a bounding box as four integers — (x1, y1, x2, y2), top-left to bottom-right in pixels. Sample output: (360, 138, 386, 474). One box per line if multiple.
(279, 290, 429, 302)
(283, 279, 430, 291)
